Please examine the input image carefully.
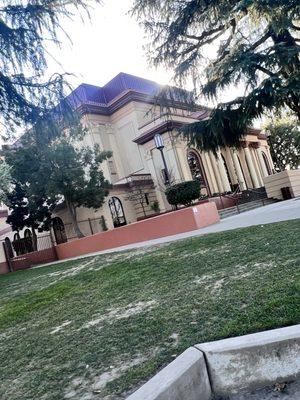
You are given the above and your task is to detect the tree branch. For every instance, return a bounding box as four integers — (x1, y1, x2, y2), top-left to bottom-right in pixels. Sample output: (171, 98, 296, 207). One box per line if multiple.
(184, 24, 226, 42)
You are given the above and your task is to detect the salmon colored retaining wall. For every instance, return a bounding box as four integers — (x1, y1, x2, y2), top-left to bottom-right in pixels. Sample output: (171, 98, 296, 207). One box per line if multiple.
(10, 247, 58, 271)
(0, 261, 9, 275)
(209, 196, 237, 210)
(56, 202, 219, 260)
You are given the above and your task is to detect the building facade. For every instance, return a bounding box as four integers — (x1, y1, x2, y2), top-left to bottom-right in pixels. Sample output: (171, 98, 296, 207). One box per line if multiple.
(50, 72, 274, 241)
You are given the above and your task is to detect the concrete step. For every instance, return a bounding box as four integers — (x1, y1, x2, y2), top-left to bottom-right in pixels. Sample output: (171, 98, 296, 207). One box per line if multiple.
(219, 198, 277, 219)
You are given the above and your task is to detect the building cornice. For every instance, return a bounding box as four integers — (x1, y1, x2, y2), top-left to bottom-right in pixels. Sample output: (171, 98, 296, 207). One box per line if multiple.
(134, 120, 265, 146)
(133, 121, 185, 145)
(76, 90, 202, 118)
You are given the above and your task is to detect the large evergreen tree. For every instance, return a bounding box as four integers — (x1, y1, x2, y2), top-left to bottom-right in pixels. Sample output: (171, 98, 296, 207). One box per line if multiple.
(132, 0, 300, 152)
(0, 0, 98, 137)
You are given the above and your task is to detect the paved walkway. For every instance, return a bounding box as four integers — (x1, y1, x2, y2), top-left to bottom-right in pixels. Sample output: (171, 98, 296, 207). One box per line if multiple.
(34, 198, 300, 268)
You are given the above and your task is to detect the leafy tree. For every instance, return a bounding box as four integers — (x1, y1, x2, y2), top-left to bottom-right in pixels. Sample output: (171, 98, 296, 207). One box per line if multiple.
(132, 0, 300, 151)
(5, 122, 112, 238)
(0, 159, 12, 204)
(0, 0, 98, 137)
(265, 117, 300, 171)
(46, 139, 112, 238)
(5, 183, 52, 250)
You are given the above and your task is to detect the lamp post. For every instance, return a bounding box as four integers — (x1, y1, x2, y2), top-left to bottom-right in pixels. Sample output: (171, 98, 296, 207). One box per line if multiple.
(154, 133, 170, 185)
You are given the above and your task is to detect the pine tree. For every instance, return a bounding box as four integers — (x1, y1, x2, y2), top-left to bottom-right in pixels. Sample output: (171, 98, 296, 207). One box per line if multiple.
(132, 0, 300, 152)
(0, 0, 98, 137)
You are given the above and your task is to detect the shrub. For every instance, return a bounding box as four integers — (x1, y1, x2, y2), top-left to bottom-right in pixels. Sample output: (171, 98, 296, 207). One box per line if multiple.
(165, 180, 201, 207)
(150, 200, 160, 213)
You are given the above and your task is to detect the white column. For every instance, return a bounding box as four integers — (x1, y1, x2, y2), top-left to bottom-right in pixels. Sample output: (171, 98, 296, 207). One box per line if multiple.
(176, 145, 193, 181)
(146, 150, 168, 212)
(251, 148, 264, 187)
(217, 151, 231, 192)
(209, 152, 224, 193)
(203, 152, 219, 194)
(244, 147, 260, 188)
(266, 147, 275, 172)
(224, 149, 238, 184)
(231, 149, 246, 190)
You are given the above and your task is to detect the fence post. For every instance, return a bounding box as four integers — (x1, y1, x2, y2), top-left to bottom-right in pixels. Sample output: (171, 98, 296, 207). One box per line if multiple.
(88, 218, 94, 235)
(2, 242, 13, 273)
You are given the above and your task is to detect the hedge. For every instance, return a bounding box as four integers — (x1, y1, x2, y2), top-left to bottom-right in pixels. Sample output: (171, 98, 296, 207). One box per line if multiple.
(165, 180, 201, 207)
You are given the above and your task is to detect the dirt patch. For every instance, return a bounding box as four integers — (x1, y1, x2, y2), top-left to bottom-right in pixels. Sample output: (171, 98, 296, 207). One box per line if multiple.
(50, 321, 72, 335)
(169, 332, 180, 346)
(64, 355, 147, 399)
(82, 300, 158, 329)
(93, 355, 146, 391)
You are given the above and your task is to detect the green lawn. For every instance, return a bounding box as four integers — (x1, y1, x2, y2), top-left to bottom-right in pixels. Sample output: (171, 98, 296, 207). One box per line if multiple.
(0, 220, 299, 400)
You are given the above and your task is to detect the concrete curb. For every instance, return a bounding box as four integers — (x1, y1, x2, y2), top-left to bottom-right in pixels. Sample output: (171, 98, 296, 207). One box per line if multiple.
(126, 347, 211, 400)
(196, 324, 300, 396)
(126, 325, 300, 400)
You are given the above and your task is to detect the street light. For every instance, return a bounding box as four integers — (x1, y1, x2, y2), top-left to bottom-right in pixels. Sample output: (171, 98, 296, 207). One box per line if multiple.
(154, 133, 170, 185)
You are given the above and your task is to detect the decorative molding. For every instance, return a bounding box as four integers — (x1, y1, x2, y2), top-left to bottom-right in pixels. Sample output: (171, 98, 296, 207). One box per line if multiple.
(249, 141, 260, 149)
(134, 121, 185, 145)
(76, 90, 201, 118)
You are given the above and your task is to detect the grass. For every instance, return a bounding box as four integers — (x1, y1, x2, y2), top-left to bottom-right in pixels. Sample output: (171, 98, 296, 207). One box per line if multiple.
(0, 220, 299, 400)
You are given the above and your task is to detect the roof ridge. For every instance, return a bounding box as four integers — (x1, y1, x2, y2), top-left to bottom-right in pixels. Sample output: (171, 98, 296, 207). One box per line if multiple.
(80, 82, 102, 89)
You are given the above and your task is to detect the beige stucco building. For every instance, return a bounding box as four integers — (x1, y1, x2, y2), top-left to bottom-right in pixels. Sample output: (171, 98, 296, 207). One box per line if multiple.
(50, 72, 275, 242)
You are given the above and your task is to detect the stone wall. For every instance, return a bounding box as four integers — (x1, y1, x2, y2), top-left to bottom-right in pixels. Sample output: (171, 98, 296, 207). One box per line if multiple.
(263, 169, 300, 199)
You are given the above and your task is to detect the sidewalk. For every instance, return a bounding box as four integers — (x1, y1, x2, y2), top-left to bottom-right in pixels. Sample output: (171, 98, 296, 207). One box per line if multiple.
(34, 198, 300, 268)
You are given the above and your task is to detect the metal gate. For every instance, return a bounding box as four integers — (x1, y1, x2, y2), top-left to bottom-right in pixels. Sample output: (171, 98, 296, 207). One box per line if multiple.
(108, 196, 127, 227)
(1, 234, 58, 273)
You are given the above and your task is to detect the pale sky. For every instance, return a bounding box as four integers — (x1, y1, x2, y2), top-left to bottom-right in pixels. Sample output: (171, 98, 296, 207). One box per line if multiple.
(47, 0, 246, 103)
(47, 0, 173, 89)
(1, 0, 253, 145)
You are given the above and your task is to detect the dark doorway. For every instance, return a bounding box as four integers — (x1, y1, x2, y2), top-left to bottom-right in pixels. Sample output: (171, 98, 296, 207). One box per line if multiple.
(52, 217, 67, 244)
(109, 197, 127, 228)
(262, 152, 272, 175)
(187, 150, 211, 196)
(24, 229, 34, 253)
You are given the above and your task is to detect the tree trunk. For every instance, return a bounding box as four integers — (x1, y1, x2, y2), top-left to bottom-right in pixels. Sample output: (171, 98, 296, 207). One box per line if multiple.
(66, 200, 85, 239)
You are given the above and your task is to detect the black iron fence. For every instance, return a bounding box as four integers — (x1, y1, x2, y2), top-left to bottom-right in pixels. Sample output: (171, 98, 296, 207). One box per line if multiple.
(59, 217, 107, 242)
(1, 233, 53, 259)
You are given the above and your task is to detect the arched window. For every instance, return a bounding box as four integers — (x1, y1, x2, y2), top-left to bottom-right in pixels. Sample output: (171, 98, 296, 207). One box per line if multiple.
(12, 232, 24, 255)
(13, 232, 20, 241)
(24, 229, 31, 237)
(109, 197, 127, 228)
(24, 229, 34, 253)
(52, 217, 67, 244)
(262, 152, 272, 175)
(187, 150, 211, 196)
